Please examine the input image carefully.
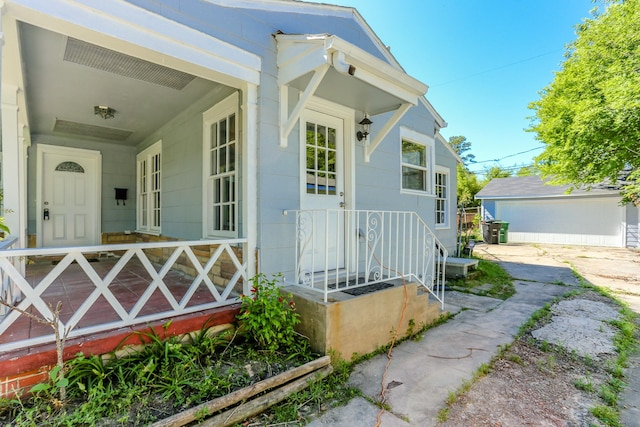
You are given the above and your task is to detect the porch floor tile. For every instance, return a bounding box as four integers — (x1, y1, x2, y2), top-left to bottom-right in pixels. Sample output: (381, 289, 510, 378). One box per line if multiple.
(1, 257, 238, 346)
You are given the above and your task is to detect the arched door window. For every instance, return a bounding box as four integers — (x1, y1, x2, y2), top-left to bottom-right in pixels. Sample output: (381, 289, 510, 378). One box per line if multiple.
(55, 161, 85, 173)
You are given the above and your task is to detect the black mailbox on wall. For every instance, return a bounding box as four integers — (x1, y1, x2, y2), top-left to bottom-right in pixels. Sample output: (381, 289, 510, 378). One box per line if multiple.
(115, 188, 128, 205)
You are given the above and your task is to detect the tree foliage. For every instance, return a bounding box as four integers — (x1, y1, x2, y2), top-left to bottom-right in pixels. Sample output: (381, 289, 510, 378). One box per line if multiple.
(483, 165, 512, 182)
(528, 0, 640, 204)
(457, 164, 482, 207)
(515, 164, 540, 177)
(448, 136, 481, 206)
(448, 135, 475, 166)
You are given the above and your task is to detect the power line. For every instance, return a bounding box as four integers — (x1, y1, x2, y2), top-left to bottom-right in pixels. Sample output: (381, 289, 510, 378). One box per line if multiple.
(469, 163, 535, 174)
(469, 146, 543, 164)
(430, 49, 563, 88)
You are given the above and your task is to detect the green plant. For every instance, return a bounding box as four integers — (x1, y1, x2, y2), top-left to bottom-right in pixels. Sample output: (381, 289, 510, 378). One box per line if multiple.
(66, 353, 110, 396)
(0, 190, 9, 236)
(574, 375, 594, 393)
(0, 216, 9, 236)
(237, 273, 303, 354)
(29, 365, 69, 405)
(436, 407, 450, 422)
(446, 259, 515, 300)
(590, 405, 621, 426)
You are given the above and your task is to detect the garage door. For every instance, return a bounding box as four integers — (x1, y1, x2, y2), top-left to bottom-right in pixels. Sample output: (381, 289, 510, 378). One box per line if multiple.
(496, 196, 624, 247)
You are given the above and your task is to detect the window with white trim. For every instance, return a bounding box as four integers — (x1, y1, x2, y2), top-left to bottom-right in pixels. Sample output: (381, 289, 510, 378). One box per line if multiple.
(136, 141, 162, 234)
(435, 167, 450, 228)
(400, 127, 434, 194)
(203, 93, 239, 238)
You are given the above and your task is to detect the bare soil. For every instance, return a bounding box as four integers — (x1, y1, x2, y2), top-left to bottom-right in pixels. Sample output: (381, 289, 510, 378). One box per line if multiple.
(438, 291, 619, 427)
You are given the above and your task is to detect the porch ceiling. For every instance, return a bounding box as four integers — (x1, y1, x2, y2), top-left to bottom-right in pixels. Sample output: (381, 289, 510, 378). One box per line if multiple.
(15, 23, 225, 146)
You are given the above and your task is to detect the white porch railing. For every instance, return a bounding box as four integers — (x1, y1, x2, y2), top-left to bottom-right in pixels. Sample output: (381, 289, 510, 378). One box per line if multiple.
(288, 210, 447, 307)
(0, 237, 22, 316)
(0, 239, 248, 353)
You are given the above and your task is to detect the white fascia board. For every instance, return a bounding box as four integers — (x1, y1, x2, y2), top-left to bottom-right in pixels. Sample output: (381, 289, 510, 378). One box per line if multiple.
(207, 0, 356, 17)
(436, 132, 462, 164)
(208, 0, 404, 73)
(326, 36, 428, 102)
(476, 192, 622, 201)
(421, 97, 447, 129)
(6, 0, 261, 86)
(277, 34, 427, 104)
(209, 0, 414, 88)
(277, 38, 329, 85)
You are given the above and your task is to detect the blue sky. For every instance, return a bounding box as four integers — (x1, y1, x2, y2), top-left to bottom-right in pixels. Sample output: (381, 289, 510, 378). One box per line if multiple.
(305, 0, 597, 176)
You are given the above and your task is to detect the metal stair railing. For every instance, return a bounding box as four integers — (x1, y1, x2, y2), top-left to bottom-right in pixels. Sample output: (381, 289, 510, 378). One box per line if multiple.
(288, 210, 447, 307)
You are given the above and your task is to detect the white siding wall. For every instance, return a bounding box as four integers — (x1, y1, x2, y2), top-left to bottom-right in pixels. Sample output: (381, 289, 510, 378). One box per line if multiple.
(132, 1, 454, 276)
(497, 196, 625, 247)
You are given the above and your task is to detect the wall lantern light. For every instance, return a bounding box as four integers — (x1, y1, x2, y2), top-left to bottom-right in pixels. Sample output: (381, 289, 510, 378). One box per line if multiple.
(356, 114, 373, 142)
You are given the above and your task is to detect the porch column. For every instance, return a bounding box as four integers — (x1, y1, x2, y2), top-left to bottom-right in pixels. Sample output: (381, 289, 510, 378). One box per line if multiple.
(1, 84, 27, 249)
(243, 83, 258, 285)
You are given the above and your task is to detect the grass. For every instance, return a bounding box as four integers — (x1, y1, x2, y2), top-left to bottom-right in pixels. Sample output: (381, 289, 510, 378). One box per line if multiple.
(0, 313, 456, 427)
(0, 327, 322, 426)
(437, 265, 640, 427)
(446, 259, 515, 300)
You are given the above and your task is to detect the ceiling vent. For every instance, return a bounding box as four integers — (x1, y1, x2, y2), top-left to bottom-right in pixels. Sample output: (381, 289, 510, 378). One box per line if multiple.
(63, 37, 196, 90)
(53, 119, 134, 141)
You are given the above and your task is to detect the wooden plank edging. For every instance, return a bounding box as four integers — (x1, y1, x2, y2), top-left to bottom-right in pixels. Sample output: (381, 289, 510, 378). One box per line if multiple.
(151, 355, 331, 427)
(201, 365, 334, 427)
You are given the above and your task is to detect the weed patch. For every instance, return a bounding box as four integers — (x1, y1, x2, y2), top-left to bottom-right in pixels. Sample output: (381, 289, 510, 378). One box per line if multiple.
(446, 259, 514, 300)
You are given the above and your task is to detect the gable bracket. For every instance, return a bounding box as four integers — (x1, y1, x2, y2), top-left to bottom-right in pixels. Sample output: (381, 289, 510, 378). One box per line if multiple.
(364, 103, 412, 163)
(279, 63, 330, 148)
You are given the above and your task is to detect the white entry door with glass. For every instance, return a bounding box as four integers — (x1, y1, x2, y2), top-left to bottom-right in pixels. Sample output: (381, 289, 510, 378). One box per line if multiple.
(38, 145, 101, 247)
(300, 110, 345, 273)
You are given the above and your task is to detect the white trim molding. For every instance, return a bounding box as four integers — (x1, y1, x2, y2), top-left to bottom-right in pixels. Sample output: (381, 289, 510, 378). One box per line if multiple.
(35, 144, 102, 247)
(4, 0, 261, 87)
(399, 126, 435, 196)
(136, 140, 162, 235)
(435, 165, 451, 229)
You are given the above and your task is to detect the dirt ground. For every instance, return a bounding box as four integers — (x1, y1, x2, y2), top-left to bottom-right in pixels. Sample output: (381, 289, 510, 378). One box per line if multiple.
(438, 244, 640, 427)
(439, 291, 620, 427)
(478, 243, 640, 311)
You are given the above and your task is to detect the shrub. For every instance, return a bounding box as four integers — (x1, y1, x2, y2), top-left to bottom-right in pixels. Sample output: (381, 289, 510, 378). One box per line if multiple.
(237, 274, 303, 354)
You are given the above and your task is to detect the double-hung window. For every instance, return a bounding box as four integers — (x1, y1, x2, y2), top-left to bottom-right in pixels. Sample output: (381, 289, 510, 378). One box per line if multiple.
(136, 141, 162, 234)
(435, 167, 450, 228)
(400, 127, 434, 194)
(203, 93, 239, 238)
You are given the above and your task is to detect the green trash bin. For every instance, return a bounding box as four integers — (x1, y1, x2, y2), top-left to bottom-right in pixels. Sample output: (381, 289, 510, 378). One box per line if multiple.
(499, 221, 509, 243)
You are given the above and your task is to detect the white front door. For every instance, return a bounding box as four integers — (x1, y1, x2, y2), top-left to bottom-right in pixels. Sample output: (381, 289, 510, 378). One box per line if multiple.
(38, 145, 101, 247)
(300, 110, 345, 271)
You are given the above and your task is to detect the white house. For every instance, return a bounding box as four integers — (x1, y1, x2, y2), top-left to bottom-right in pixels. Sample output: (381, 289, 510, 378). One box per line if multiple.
(0, 0, 459, 371)
(476, 176, 639, 248)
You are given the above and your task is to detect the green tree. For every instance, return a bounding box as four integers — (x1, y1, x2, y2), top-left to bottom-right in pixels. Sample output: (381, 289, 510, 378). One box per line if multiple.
(483, 165, 512, 182)
(515, 164, 540, 177)
(448, 135, 475, 166)
(457, 164, 482, 207)
(447, 136, 481, 206)
(528, 0, 640, 204)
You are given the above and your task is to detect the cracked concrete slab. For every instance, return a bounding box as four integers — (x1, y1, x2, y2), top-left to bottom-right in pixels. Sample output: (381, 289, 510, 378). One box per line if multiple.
(307, 244, 639, 427)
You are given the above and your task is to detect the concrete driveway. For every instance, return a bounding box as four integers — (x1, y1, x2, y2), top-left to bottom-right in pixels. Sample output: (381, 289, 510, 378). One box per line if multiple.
(307, 241, 640, 426)
(475, 242, 640, 313)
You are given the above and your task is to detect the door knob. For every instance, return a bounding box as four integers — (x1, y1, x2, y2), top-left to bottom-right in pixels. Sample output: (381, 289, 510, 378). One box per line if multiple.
(339, 202, 345, 208)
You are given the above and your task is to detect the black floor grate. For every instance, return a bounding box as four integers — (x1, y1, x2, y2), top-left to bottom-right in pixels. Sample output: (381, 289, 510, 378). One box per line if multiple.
(341, 282, 394, 296)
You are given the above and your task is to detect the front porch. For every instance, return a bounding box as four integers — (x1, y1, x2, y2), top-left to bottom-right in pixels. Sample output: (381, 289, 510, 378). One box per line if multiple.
(0, 237, 248, 397)
(0, 208, 448, 395)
